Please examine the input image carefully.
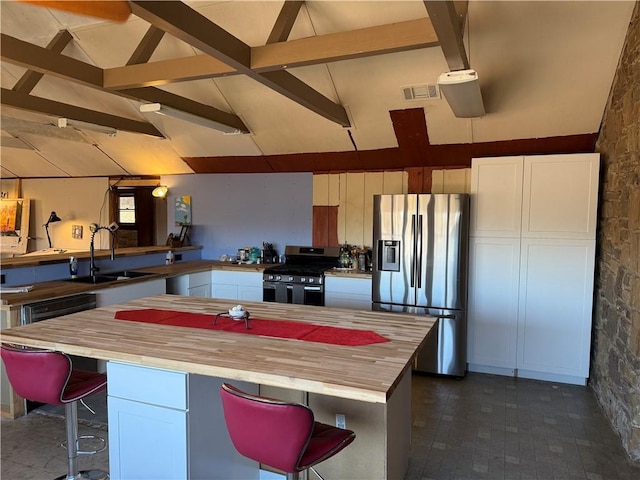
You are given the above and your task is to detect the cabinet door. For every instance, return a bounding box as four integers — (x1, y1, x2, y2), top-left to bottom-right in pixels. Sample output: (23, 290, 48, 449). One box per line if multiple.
(470, 156, 523, 238)
(189, 284, 211, 298)
(467, 237, 520, 371)
(238, 286, 263, 302)
(108, 397, 188, 480)
(211, 284, 238, 300)
(95, 278, 166, 307)
(522, 154, 599, 239)
(325, 276, 372, 310)
(516, 238, 595, 381)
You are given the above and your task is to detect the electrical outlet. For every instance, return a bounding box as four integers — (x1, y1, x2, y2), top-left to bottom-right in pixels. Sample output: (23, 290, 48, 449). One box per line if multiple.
(0, 274, 5, 285)
(336, 414, 346, 429)
(175, 253, 182, 261)
(72, 225, 83, 239)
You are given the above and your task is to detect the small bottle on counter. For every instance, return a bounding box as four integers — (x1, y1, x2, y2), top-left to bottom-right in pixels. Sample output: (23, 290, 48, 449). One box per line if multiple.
(359, 252, 367, 271)
(165, 250, 175, 265)
(69, 256, 78, 278)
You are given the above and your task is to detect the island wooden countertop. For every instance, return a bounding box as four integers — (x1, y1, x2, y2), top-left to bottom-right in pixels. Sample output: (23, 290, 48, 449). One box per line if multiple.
(0, 294, 434, 403)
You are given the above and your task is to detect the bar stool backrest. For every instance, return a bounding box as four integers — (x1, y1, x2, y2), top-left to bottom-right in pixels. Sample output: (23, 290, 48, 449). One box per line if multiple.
(1, 344, 71, 406)
(220, 382, 315, 473)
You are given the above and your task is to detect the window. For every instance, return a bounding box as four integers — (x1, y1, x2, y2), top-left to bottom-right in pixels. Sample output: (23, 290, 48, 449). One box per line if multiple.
(118, 194, 136, 224)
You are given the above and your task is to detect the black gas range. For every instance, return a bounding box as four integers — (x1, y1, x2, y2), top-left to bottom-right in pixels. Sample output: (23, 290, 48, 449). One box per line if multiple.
(263, 245, 340, 305)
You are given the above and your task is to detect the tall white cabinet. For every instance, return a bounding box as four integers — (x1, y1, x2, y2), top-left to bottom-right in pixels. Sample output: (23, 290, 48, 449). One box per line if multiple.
(467, 154, 599, 385)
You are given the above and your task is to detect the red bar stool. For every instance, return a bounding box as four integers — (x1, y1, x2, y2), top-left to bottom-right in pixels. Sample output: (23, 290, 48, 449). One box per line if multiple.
(220, 383, 356, 480)
(1, 344, 108, 480)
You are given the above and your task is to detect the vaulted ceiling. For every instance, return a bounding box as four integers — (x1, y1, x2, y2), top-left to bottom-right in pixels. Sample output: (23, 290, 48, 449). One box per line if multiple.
(0, 0, 635, 179)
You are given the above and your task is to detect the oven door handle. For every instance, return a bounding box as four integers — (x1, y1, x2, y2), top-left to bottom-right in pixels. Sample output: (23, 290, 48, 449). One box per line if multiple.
(303, 285, 322, 291)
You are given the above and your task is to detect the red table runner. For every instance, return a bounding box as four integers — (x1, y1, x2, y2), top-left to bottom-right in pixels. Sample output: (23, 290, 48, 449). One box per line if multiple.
(114, 309, 389, 347)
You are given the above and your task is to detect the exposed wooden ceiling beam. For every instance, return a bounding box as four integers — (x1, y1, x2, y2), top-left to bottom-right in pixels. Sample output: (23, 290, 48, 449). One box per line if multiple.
(424, 1, 469, 71)
(129, 0, 350, 127)
(127, 26, 165, 65)
(1, 33, 248, 133)
(253, 17, 439, 72)
(18, 0, 132, 22)
(1, 88, 164, 137)
(103, 18, 438, 88)
(267, 1, 304, 44)
(1, 32, 102, 88)
(13, 29, 73, 94)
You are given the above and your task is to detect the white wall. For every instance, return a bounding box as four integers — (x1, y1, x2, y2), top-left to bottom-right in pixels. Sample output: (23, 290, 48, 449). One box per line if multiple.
(162, 173, 313, 260)
(21, 178, 112, 251)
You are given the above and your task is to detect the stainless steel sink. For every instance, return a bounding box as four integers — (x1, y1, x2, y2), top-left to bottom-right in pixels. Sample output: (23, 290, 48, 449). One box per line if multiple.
(104, 270, 154, 279)
(64, 270, 154, 284)
(65, 275, 122, 284)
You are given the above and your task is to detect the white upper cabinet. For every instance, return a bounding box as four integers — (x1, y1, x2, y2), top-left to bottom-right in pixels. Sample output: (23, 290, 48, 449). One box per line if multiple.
(470, 156, 524, 237)
(521, 154, 600, 239)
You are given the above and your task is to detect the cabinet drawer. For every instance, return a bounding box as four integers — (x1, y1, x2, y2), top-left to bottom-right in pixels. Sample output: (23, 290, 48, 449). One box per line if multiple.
(189, 271, 210, 288)
(325, 276, 372, 295)
(212, 270, 262, 287)
(107, 362, 187, 410)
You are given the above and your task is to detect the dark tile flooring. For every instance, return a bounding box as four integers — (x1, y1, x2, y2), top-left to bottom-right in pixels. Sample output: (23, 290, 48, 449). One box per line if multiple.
(407, 373, 640, 480)
(2, 373, 639, 480)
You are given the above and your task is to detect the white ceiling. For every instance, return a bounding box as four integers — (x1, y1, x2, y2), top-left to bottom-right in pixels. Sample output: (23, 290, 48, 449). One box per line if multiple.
(0, 0, 635, 178)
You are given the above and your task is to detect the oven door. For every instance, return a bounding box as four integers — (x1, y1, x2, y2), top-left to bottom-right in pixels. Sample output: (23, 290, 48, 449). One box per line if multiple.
(263, 282, 324, 306)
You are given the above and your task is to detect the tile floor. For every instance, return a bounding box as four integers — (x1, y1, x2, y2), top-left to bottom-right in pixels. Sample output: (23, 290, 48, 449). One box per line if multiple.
(1, 373, 639, 480)
(407, 373, 640, 480)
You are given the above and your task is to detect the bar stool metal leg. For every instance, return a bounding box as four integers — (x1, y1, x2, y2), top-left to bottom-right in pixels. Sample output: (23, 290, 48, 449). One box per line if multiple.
(56, 401, 108, 480)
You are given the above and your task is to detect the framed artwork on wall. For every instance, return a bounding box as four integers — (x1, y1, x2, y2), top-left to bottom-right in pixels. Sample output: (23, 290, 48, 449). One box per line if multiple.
(175, 195, 192, 226)
(0, 198, 30, 254)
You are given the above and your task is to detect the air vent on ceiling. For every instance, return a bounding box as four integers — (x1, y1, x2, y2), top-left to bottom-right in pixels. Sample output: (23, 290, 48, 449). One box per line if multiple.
(402, 84, 440, 101)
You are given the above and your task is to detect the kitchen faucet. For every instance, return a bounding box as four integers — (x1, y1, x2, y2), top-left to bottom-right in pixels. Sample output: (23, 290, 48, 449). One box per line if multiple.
(89, 222, 119, 279)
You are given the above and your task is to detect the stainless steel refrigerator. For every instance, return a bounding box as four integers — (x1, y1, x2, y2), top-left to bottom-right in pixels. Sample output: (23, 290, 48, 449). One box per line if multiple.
(372, 194, 469, 376)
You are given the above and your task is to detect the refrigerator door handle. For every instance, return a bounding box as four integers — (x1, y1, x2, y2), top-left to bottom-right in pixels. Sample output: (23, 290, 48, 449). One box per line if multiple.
(416, 214, 423, 288)
(410, 214, 416, 287)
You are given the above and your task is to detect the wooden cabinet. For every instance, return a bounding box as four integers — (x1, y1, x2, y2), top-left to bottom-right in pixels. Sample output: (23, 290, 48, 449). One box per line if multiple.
(467, 153, 599, 385)
(167, 271, 211, 298)
(325, 276, 372, 310)
(107, 362, 257, 480)
(0, 306, 23, 419)
(211, 271, 262, 302)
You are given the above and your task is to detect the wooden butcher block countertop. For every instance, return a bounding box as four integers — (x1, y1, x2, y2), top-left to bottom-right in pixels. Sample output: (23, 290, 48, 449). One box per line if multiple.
(0, 260, 274, 307)
(0, 294, 434, 403)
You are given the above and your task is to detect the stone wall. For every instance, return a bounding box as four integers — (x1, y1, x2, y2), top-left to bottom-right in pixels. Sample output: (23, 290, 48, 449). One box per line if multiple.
(593, 0, 640, 462)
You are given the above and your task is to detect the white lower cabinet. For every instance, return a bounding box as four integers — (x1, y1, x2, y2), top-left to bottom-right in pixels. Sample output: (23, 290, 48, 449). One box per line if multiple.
(211, 270, 263, 302)
(467, 237, 520, 373)
(167, 271, 211, 298)
(516, 238, 596, 380)
(107, 362, 258, 480)
(94, 278, 166, 308)
(109, 397, 188, 480)
(324, 276, 372, 310)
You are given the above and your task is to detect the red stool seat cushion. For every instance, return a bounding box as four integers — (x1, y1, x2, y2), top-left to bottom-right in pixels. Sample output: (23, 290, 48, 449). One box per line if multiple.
(220, 383, 355, 474)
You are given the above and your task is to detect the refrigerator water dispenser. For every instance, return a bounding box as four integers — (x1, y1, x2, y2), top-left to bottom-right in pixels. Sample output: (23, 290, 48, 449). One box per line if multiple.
(378, 240, 400, 271)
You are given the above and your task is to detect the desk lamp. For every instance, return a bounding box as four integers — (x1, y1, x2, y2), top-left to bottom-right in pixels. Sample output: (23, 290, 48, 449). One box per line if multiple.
(44, 211, 61, 248)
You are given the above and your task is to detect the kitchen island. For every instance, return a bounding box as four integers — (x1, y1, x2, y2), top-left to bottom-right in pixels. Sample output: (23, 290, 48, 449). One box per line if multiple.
(1, 294, 434, 479)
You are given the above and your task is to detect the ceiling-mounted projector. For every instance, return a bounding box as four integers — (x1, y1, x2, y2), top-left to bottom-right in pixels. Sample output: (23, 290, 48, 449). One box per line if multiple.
(437, 69, 485, 118)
